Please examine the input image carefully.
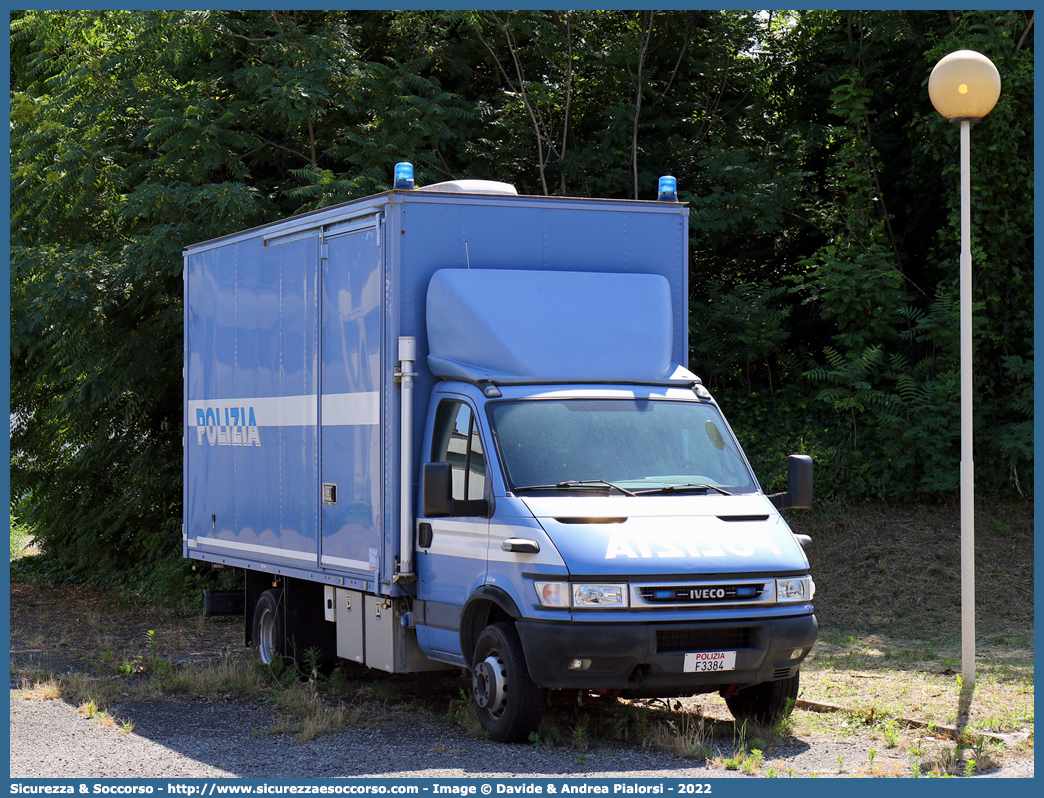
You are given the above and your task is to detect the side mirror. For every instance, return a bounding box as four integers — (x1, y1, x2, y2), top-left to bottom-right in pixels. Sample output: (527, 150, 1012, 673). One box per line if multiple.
(787, 454, 813, 509)
(422, 462, 454, 517)
(768, 454, 813, 510)
(421, 462, 492, 518)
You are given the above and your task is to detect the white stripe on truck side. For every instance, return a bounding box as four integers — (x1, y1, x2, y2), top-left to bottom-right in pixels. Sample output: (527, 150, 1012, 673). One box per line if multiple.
(187, 392, 380, 427)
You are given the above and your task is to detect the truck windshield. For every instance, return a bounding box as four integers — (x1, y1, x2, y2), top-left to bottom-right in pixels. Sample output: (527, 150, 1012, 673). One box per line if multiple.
(489, 399, 756, 494)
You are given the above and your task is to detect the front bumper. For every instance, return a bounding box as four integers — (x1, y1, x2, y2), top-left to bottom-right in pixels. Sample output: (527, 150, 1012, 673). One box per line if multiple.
(515, 612, 817, 691)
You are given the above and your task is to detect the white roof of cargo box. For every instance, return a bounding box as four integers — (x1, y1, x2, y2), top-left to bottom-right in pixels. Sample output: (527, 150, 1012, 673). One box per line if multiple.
(419, 180, 518, 195)
(426, 269, 696, 385)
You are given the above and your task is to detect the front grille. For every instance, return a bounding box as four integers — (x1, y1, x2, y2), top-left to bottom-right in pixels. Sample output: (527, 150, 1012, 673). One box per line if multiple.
(657, 627, 752, 653)
(638, 583, 767, 604)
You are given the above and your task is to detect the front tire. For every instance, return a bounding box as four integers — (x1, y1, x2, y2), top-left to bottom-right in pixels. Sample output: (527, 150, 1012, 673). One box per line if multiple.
(471, 622, 544, 742)
(724, 671, 800, 725)
(252, 588, 286, 666)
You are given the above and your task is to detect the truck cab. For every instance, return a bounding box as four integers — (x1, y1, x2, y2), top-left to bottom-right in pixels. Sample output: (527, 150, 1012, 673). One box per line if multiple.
(410, 268, 816, 741)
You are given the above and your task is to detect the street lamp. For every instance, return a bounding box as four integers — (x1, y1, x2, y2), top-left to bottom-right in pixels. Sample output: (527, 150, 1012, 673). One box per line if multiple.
(928, 50, 1001, 689)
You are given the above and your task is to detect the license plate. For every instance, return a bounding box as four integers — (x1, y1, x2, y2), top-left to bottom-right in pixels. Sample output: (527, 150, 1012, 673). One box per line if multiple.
(684, 651, 737, 673)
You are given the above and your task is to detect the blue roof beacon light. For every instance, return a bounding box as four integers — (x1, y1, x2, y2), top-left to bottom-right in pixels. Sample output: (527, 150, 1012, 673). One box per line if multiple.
(394, 162, 415, 190)
(657, 175, 678, 202)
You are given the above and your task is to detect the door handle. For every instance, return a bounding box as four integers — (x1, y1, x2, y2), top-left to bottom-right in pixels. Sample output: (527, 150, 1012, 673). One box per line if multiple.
(501, 538, 540, 554)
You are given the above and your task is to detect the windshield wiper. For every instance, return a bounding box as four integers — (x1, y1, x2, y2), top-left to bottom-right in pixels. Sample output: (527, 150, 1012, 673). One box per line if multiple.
(512, 479, 637, 496)
(634, 483, 733, 496)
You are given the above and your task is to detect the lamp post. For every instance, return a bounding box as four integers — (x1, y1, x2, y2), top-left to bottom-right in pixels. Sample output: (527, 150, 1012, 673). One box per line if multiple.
(928, 50, 1001, 689)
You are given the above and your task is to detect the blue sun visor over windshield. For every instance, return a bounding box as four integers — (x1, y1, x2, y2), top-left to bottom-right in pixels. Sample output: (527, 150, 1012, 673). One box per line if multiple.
(425, 269, 697, 385)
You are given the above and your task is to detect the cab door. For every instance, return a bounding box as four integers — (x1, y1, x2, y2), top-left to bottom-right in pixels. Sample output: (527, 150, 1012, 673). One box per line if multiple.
(415, 397, 491, 663)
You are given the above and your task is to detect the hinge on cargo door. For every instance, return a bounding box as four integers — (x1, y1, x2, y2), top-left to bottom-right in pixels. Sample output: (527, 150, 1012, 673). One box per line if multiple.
(320, 243, 329, 260)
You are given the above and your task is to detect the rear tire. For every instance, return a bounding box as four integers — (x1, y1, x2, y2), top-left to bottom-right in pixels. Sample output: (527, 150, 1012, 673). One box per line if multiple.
(252, 589, 286, 666)
(724, 671, 800, 725)
(471, 622, 544, 743)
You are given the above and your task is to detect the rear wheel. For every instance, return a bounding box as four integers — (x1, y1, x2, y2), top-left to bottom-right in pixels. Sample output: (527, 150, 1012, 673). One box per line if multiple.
(471, 622, 544, 742)
(252, 589, 286, 666)
(724, 671, 800, 725)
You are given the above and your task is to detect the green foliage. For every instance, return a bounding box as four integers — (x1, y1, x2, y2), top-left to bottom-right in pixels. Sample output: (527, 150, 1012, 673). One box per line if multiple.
(10, 9, 1033, 580)
(9, 514, 36, 560)
(715, 10, 1033, 501)
(690, 281, 793, 393)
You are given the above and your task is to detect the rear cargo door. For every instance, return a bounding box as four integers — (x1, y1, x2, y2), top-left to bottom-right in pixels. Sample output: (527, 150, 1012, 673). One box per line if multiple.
(319, 219, 384, 580)
(185, 230, 320, 570)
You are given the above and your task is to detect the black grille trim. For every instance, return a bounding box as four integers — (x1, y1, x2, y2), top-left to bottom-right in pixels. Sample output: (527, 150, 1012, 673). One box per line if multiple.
(638, 583, 767, 604)
(657, 627, 752, 653)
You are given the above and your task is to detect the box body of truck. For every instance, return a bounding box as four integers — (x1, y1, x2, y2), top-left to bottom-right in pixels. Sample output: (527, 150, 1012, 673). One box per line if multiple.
(184, 182, 816, 741)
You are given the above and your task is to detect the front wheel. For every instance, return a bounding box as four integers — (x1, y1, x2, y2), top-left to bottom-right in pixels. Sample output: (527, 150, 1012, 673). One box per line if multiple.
(723, 671, 800, 725)
(471, 622, 544, 743)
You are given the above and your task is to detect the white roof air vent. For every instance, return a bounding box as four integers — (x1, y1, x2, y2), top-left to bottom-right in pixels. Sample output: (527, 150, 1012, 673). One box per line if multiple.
(420, 180, 518, 196)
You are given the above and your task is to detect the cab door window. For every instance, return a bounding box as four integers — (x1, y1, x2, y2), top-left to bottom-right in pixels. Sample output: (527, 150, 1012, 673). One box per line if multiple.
(432, 401, 487, 501)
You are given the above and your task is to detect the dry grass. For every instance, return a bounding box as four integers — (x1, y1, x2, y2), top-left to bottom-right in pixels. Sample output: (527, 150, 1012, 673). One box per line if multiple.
(19, 676, 62, 701)
(15, 650, 378, 745)
(62, 672, 107, 704)
(10, 580, 245, 680)
(15, 674, 134, 735)
(269, 680, 365, 743)
(641, 712, 714, 759)
(155, 652, 268, 699)
(786, 501, 1033, 744)
(788, 501, 1033, 640)
(78, 699, 115, 726)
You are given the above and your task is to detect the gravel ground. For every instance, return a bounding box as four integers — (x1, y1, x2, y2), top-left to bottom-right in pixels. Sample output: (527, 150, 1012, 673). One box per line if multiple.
(9, 692, 1034, 780)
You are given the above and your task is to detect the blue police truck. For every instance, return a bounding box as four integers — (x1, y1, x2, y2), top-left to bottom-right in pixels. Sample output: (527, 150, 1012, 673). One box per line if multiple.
(183, 168, 817, 742)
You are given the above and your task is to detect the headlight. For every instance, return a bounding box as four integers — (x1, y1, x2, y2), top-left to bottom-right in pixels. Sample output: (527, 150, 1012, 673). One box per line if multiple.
(775, 576, 812, 603)
(573, 584, 628, 607)
(534, 582, 630, 608)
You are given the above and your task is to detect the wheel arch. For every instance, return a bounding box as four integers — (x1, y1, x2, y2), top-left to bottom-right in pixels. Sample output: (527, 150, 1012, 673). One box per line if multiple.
(459, 585, 522, 668)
